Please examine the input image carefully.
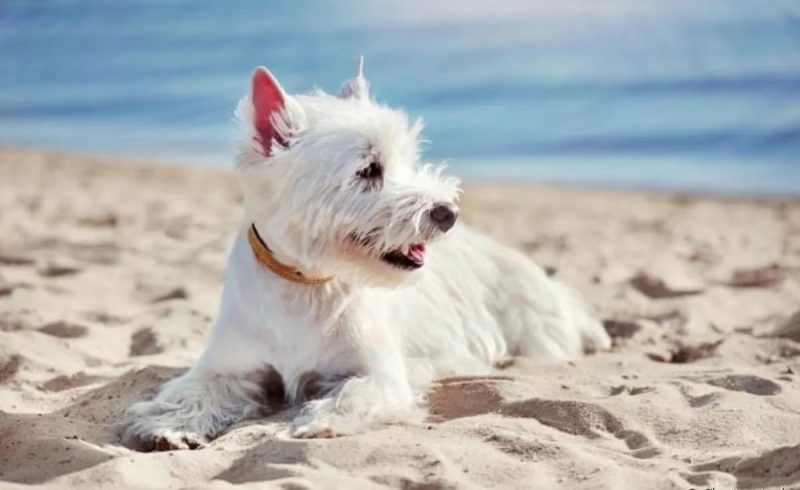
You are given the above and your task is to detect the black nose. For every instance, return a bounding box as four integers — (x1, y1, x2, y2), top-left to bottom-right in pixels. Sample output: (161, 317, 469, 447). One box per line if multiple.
(429, 203, 458, 232)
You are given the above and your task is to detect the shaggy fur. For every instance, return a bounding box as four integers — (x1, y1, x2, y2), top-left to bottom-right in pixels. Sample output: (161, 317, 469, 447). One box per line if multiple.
(125, 59, 611, 449)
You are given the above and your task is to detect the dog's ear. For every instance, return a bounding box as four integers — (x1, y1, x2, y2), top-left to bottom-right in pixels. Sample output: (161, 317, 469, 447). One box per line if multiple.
(339, 56, 370, 101)
(251, 67, 289, 156)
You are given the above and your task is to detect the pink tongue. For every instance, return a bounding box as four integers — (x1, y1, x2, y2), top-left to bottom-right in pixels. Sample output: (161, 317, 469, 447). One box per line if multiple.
(408, 243, 426, 262)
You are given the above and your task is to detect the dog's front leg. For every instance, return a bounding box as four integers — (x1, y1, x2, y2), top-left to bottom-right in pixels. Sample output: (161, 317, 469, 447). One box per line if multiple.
(124, 364, 267, 450)
(291, 333, 417, 438)
(124, 317, 272, 451)
(291, 374, 416, 438)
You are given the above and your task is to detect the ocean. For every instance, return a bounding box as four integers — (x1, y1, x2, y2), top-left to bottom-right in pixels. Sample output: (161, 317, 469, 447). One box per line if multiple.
(1, 0, 799, 194)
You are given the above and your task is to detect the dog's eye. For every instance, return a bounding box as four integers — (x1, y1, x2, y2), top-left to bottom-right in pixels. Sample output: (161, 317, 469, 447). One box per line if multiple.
(356, 160, 382, 180)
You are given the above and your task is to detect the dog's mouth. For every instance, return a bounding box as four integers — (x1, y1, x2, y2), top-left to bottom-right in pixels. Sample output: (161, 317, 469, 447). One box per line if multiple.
(380, 243, 427, 270)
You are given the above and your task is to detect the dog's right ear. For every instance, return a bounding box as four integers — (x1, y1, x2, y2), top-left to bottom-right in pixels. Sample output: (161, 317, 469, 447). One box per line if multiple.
(251, 67, 289, 157)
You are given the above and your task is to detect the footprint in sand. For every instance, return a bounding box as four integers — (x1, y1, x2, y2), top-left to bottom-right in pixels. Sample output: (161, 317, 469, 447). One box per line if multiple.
(724, 265, 784, 288)
(42, 372, 105, 392)
(602, 319, 642, 342)
(686, 392, 724, 408)
(501, 398, 663, 459)
(37, 321, 89, 339)
(692, 443, 800, 489)
(706, 375, 781, 396)
(0, 250, 35, 266)
(38, 259, 82, 277)
(427, 376, 507, 421)
(428, 377, 663, 459)
(129, 327, 162, 356)
(649, 340, 724, 364)
(629, 272, 704, 299)
(505, 398, 624, 438)
(149, 286, 189, 303)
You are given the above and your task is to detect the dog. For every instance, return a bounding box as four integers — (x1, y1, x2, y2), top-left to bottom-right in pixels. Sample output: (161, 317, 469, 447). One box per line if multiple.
(125, 58, 611, 450)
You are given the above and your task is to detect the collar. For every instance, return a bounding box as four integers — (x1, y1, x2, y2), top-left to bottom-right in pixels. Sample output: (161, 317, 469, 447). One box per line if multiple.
(247, 224, 333, 286)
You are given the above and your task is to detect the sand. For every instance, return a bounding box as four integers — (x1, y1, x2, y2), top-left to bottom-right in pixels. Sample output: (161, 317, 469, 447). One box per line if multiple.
(1, 146, 799, 489)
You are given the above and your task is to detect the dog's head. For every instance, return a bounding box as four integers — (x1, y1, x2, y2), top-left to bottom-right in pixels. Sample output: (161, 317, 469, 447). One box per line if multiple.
(234, 58, 461, 287)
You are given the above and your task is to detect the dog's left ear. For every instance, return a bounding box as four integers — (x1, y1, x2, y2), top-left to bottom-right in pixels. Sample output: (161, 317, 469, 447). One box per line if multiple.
(339, 56, 370, 100)
(251, 67, 290, 156)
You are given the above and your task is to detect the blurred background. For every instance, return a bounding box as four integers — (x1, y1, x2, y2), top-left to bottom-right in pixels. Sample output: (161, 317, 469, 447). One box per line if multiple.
(1, 0, 799, 194)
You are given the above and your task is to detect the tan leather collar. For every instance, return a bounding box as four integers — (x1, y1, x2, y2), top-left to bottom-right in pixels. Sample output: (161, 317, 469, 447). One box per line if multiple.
(247, 224, 333, 286)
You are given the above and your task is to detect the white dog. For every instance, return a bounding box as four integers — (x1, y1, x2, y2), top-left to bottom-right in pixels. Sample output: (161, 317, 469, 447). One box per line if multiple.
(126, 58, 610, 450)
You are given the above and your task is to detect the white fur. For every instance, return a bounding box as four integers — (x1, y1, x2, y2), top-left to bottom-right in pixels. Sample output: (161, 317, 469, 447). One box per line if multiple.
(126, 61, 610, 449)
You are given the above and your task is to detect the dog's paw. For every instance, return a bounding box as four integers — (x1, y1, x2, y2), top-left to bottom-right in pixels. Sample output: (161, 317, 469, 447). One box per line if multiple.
(124, 418, 208, 451)
(133, 429, 207, 452)
(291, 422, 339, 439)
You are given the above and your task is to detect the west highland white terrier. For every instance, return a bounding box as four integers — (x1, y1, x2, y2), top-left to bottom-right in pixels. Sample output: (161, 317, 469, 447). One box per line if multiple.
(126, 58, 611, 450)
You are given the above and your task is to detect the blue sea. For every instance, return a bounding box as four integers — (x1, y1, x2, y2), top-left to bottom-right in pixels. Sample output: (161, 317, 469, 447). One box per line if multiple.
(1, 0, 799, 194)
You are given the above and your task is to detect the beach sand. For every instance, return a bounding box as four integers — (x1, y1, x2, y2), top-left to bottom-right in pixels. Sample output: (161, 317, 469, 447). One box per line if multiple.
(1, 147, 799, 489)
